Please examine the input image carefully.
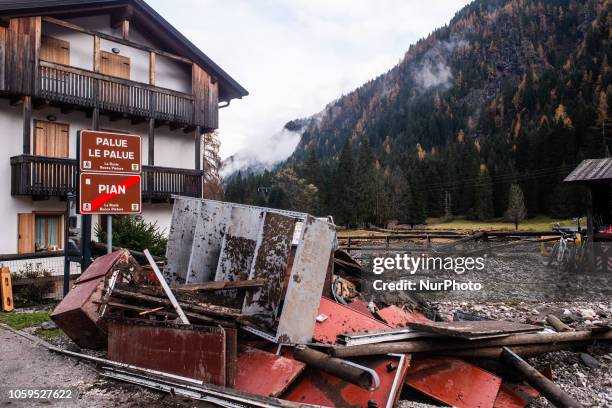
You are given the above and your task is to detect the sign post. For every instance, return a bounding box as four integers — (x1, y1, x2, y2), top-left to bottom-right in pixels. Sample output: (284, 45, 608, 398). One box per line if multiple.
(77, 130, 142, 259)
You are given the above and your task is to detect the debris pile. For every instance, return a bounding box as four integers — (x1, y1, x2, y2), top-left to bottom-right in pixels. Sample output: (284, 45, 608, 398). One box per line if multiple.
(49, 197, 610, 407)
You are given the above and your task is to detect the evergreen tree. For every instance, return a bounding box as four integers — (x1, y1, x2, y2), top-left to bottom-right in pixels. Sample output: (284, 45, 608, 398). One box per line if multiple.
(473, 166, 495, 221)
(505, 183, 527, 230)
(334, 141, 357, 226)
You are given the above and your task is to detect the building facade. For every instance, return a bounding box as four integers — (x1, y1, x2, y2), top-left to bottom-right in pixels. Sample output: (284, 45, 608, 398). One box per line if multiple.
(0, 1, 247, 273)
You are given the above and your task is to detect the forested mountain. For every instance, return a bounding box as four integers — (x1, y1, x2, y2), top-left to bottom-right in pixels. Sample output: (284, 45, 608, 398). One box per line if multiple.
(225, 0, 611, 227)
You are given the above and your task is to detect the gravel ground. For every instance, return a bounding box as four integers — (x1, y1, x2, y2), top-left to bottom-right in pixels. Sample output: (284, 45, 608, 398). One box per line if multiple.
(0, 326, 210, 408)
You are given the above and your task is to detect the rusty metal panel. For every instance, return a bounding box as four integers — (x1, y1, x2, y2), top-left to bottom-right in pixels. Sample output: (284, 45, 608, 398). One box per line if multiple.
(108, 320, 228, 386)
(75, 250, 125, 283)
(213, 206, 263, 285)
(224, 327, 238, 388)
(51, 251, 131, 349)
(404, 358, 502, 408)
(242, 212, 296, 322)
(275, 217, 337, 344)
(164, 197, 201, 283)
(345, 299, 374, 316)
(407, 321, 542, 340)
(234, 347, 306, 397)
(283, 354, 409, 408)
(493, 382, 540, 408)
(376, 305, 431, 328)
(185, 200, 231, 283)
(51, 277, 106, 349)
(313, 297, 390, 344)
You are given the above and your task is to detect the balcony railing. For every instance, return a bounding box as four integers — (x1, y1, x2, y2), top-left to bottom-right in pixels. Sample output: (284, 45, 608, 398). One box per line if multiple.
(10, 155, 203, 200)
(38, 61, 197, 126)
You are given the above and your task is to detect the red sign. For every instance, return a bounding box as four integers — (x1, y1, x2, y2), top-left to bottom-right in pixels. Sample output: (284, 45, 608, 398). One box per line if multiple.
(79, 130, 141, 173)
(79, 173, 141, 215)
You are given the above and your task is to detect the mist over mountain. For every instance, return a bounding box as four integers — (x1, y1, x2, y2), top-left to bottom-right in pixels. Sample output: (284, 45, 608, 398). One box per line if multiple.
(226, 0, 610, 226)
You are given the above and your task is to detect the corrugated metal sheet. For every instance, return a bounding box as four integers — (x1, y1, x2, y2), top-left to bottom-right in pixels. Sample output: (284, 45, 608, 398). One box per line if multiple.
(564, 159, 612, 183)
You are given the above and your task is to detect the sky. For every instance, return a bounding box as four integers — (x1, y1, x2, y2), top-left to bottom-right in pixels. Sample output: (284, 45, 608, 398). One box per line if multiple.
(149, 0, 472, 164)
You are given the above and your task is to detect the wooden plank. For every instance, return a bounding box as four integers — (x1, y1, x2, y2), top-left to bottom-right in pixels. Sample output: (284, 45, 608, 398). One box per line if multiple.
(149, 51, 155, 85)
(34, 120, 69, 158)
(241, 212, 296, 322)
(22, 95, 31, 154)
(173, 279, 266, 292)
(0, 26, 7, 91)
(6, 17, 40, 95)
(17, 213, 35, 254)
(93, 35, 100, 72)
(192, 64, 210, 126)
(407, 321, 543, 340)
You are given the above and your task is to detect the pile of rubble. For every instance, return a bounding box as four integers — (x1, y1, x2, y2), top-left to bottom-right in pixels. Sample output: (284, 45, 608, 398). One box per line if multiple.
(48, 198, 610, 407)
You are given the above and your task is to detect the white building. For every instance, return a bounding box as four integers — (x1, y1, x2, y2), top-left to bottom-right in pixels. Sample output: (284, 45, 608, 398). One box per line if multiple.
(0, 0, 247, 275)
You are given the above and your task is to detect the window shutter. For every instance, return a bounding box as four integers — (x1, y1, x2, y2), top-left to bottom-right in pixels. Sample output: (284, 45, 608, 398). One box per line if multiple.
(40, 35, 70, 65)
(17, 213, 35, 254)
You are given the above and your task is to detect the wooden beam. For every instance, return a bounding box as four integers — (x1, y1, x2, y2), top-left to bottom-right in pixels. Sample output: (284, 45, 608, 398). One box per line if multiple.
(0, 17, 10, 28)
(60, 105, 74, 114)
(111, 5, 134, 28)
(149, 52, 155, 85)
(43, 16, 192, 65)
(122, 20, 130, 40)
(22, 96, 31, 154)
(148, 117, 155, 165)
(173, 279, 266, 292)
(183, 125, 196, 134)
(195, 126, 202, 170)
(93, 36, 100, 73)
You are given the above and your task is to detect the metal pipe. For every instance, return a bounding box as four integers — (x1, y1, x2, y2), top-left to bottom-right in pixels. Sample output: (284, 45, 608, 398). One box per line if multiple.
(500, 347, 583, 408)
(107, 215, 112, 254)
(331, 330, 612, 358)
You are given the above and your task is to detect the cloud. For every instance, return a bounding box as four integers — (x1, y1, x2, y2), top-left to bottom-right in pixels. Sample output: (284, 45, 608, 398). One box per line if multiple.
(413, 37, 469, 90)
(148, 0, 472, 164)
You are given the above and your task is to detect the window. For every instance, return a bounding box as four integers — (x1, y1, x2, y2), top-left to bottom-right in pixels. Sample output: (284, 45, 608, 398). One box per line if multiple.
(18, 213, 63, 254)
(34, 215, 62, 252)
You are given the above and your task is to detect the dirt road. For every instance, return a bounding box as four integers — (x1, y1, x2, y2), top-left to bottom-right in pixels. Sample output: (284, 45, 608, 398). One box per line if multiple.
(0, 326, 203, 407)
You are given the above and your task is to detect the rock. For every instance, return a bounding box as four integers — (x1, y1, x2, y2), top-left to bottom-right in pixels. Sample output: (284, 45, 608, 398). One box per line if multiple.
(579, 353, 601, 369)
(580, 309, 596, 320)
(41, 321, 58, 330)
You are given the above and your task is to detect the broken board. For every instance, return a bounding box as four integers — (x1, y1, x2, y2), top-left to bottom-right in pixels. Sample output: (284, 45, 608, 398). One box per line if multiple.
(404, 358, 502, 408)
(407, 320, 542, 340)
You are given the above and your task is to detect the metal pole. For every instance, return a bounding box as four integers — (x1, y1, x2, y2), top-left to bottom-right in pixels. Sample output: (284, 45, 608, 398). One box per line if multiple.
(63, 193, 72, 297)
(107, 215, 112, 254)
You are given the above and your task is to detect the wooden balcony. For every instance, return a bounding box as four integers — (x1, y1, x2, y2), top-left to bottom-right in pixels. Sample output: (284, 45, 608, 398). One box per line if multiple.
(37, 61, 200, 127)
(10, 155, 203, 200)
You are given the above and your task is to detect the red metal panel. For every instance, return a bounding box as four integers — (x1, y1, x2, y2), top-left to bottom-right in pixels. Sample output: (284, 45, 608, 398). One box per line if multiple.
(225, 328, 238, 388)
(493, 383, 540, 408)
(314, 297, 389, 344)
(283, 354, 410, 408)
(108, 320, 228, 386)
(344, 299, 373, 316)
(377, 305, 431, 327)
(234, 347, 306, 397)
(404, 358, 502, 408)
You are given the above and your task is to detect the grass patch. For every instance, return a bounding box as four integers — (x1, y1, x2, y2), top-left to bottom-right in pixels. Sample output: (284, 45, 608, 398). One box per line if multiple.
(423, 216, 584, 232)
(0, 310, 51, 330)
(35, 328, 64, 339)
